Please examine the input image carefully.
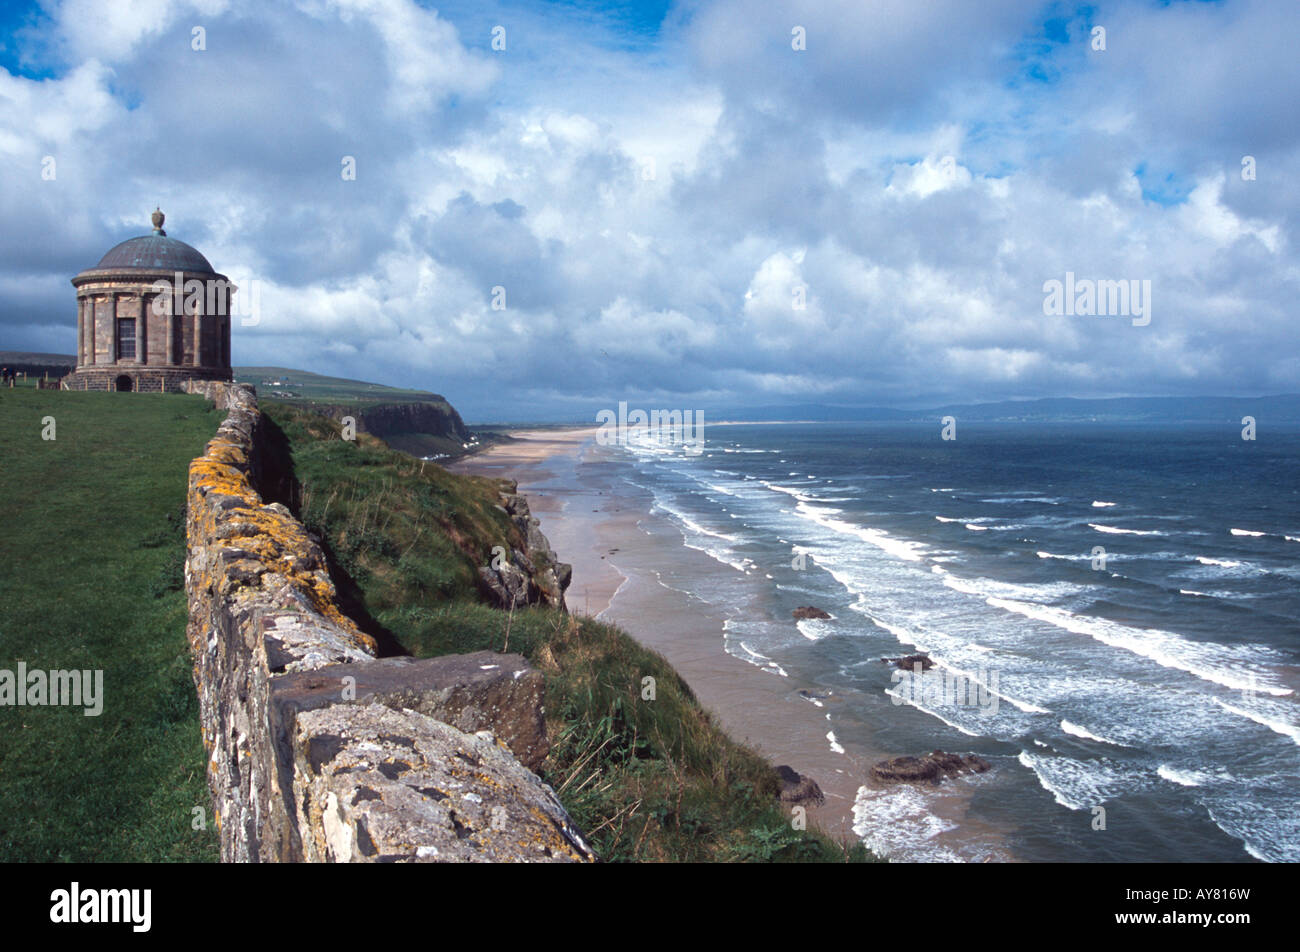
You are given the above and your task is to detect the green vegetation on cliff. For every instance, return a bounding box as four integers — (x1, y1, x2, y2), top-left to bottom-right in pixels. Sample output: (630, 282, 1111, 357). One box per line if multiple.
(262, 402, 876, 862)
(0, 383, 223, 861)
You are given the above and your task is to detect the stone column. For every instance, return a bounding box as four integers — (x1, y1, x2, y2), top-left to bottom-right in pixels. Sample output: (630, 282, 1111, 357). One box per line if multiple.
(76, 297, 84, 366)
(165, 297, 175, 366)
(107, 294, 116, 363)
(136, 294, 147, 365)
(87, 295, 96, 365)
(192, 305, 203, 368)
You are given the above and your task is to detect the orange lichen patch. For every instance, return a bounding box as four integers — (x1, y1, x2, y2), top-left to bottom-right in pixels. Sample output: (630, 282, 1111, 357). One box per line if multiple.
(206, 440, 250, 470)
(187, 401, 376, 652)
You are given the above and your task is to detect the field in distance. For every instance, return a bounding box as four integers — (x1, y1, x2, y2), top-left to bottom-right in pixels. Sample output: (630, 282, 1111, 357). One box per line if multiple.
(234, 365, 451, 408)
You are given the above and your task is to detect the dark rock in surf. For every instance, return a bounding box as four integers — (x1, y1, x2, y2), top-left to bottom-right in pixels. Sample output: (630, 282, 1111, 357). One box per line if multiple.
(870, 750, 991, 786)
(792, 605, 832, 620)
(880, 653, 934, 671)
(775, 765, 826, 806)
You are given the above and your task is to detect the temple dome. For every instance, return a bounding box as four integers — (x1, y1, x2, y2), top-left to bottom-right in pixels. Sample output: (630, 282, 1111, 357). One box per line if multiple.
(94, 233, 215, 274)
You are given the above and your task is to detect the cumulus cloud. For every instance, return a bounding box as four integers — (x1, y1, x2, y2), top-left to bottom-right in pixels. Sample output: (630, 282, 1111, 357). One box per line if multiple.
(0, 0, 1297, 419)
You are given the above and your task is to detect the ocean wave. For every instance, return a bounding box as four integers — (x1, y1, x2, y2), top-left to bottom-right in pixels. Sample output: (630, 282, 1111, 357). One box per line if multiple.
(702, 481, 740, 497)
(1091, 501, 1117, 508)
(794, 501, 928, 562)
(731, 640, 789, 678)
(1015, 750, 1137, 811)
(861, 612, 930, 651)
(762, 481, 817, 503)
(964, 523, 989, 531)
(851, 785, 963, 863)
(935, 515, 963, 523)
(652, 498, 744, 545)
(1156, 763, 1224, 788)
(679, 537, 754, 574)
(1202, 780, 1300, 863)
(885, 683, 982, 736)
(975, 593, 1292, 697)
(940, 572, 1088, 604)
(826, 731, 845, 754)
(1089, 523, 1164, 536)
(1212, 698, 1300, 746)
(1061, 719, 1129, 747)
(796, 617, 833, 641)
(1229, 528, 1267, 537)
(1196, 556, 1244, 568)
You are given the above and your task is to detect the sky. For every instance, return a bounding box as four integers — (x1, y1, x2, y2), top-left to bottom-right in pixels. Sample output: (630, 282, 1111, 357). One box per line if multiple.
(0, 0, 1296, 421)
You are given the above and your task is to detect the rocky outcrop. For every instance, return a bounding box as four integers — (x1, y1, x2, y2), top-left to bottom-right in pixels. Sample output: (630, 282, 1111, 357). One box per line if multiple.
(290, 704, 591, 863)
(183, 381, 593, 862)
(869, 751, 991, 786)
(776, 765, 826, 806)
(792, 606, 831, 620)
(881, 653, 934, 671)
(478, 485, 572, 612)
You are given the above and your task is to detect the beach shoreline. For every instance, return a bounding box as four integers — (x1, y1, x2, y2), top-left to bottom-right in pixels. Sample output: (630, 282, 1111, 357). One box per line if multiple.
(448, 427, 1024, 860)
(447, 428, 886, 847)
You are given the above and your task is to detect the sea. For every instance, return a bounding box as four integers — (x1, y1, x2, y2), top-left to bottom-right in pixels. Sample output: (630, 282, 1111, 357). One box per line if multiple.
(593, 421, 1300, 862)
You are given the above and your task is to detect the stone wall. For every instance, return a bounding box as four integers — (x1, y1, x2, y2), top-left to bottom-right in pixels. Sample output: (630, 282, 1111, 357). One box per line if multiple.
(183, 380, 594, 862)
(66, 366, 227, 392)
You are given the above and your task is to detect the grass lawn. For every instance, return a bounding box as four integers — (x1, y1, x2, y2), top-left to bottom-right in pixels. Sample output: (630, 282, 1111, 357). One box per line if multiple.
(0, 383, 223, 861)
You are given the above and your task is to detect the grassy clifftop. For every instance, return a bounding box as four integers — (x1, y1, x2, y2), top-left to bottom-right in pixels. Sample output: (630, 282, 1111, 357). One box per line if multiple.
(263, 401, 875, 862)
(0, 383, 223, 861)
(0, 381, 872, 862)
(238, 366, 475, 461)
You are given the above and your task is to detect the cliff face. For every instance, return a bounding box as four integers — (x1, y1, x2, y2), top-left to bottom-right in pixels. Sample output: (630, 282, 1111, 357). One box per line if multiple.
(182, 381, 593, 862)
(477, 484, 572, 612)
(315, 400, 471, 448)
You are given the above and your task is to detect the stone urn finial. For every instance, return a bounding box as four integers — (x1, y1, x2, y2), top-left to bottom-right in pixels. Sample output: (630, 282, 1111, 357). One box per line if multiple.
(151, 206, 166, 235)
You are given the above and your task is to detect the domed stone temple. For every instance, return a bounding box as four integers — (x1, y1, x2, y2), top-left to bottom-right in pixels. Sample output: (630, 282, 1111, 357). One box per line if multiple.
(64, 209, 235, 392)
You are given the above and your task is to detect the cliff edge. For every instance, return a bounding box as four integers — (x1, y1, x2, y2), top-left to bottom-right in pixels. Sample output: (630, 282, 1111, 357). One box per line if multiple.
(182, 380, 593, 862)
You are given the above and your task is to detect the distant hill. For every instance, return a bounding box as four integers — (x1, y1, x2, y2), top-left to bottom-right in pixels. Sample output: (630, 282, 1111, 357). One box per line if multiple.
(12, 353, 1296, 426)
(720, 394, 1300, 425)
(0, 351, 75, 378)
